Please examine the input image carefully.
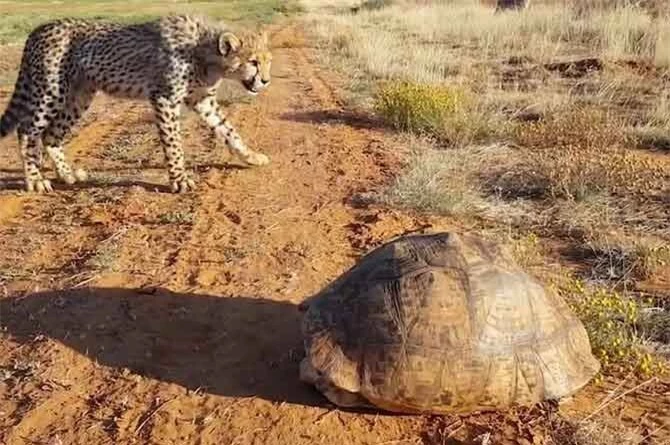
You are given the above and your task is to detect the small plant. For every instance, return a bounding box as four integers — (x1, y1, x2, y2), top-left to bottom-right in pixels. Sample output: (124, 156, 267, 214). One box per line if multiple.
(272, 2, 305, 15)
(86, 247, 118, 272)
(374, 81, 466, 137)
(551, 194, 615, 241)
(558, 277, 665, 376)
(510, 232, 543, 269)
(85, 229, 127, 274)
(157, 210, 195, 225)
(630, 126, 670, 151)
(632, 242, 670, 280)
(548, 415, 645, 445)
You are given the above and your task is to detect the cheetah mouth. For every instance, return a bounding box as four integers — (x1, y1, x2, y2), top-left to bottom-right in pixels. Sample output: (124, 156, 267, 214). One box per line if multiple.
(242, 79, 259, 95)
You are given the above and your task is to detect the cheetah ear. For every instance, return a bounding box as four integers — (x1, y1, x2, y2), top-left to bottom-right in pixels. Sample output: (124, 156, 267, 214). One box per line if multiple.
(218, 31, 241, 56)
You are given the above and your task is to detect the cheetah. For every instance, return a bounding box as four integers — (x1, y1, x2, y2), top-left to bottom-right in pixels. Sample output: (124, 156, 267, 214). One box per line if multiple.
(0, 14, 272, 193)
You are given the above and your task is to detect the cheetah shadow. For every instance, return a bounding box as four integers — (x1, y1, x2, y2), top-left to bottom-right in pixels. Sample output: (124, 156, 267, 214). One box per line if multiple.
(0, 162, 249, 193)
(280, 109, 385, 130)
(0, 287, 327, 407)
(0, 176, 172, 193)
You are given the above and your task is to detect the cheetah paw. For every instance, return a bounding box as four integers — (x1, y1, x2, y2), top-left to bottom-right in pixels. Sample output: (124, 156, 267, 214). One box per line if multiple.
(74, 168, 88, 182)
(25, 178, 53, 193)
(62, 175, 77, 185)
(171, 177, 196, 193)
(241, 151, 270, 166)
(58, 168, 87, 185)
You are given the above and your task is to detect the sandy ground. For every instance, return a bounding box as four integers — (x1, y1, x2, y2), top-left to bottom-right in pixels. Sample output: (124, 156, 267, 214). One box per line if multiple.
(0, 24, 668, 445)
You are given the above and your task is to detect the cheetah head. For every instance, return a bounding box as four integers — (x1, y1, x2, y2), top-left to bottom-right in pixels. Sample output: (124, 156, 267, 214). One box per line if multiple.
(204, 28, 272, 95)
(234, 30, 272, 96)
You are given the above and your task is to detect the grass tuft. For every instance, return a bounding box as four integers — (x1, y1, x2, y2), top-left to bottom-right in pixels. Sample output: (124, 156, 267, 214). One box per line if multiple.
(381, 143, 499, 217)
(509, 232, 544, 269)
(549, 415, 646, 445)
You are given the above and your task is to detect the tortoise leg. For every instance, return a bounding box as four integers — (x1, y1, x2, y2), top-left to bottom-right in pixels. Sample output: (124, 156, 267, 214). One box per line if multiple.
(300, 359, 372, 409)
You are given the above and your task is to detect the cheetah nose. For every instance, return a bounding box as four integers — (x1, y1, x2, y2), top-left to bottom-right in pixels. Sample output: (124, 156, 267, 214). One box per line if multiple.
(261, 79, 270, 86)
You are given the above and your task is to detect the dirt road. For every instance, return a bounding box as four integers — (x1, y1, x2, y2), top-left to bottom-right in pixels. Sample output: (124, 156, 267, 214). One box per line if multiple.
(0, 24, 668, 445)
(0, 24, 434, 444)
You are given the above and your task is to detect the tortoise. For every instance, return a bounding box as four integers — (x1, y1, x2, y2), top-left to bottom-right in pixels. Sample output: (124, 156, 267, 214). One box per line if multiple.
(299, 232, 600, 414)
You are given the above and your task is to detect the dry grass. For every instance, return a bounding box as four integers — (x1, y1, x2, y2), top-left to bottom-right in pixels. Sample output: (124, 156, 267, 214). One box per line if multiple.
(645, 90, 670, 128)
(352, 0, 396, 12)
(381, 141, 517, 217)
(631, 125, 670, 151)
(157, 209, 196, 225)
(512, 107, 644, 201)
(304, 0, 670, 134)
(307, 0, 670, 77)
(549, 195, 618, 241)
(380, 104, 669, 250)
(581, 236, 670, 283)
(548, 415, 646, 445)
(83, 228, 128, 276)
(508, 232, 545, 269)
(374, 80, 503, 145)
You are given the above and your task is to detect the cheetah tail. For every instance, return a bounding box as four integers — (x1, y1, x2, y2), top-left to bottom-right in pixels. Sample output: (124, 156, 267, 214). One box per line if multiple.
(0, 103, 19, 139)
(0, 89, 24, 138)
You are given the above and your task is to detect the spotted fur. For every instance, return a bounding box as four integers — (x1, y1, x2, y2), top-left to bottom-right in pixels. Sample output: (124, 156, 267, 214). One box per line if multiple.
(0, 14, 272, 193)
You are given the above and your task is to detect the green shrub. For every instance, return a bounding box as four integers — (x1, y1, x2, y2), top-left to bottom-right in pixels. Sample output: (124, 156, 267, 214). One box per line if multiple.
(374, 81, 504, 146)
(374, 81, 465, 136)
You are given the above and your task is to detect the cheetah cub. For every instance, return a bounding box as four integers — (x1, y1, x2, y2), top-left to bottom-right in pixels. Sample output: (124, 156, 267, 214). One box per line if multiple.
(0, 15, 272, 193)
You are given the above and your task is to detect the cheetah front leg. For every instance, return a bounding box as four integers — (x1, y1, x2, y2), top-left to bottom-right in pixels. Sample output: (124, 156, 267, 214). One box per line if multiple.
(191, 92, 269, 166)
(152, 96, 195, 193)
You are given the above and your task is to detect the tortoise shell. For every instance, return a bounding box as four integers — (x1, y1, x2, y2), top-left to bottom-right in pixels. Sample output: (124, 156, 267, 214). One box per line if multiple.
(299, 232, 600, 414)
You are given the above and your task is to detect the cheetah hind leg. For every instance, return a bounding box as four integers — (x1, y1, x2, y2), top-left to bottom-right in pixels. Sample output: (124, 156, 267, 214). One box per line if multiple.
(42, 86, 94, 185)
(153, 96, 196, 193)
(18, 131, 53, 193)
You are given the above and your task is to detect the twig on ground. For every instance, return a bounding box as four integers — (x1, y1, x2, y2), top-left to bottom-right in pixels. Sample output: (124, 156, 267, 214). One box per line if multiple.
(582, 377, 658, 422)
(134, 397, 178, 435)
